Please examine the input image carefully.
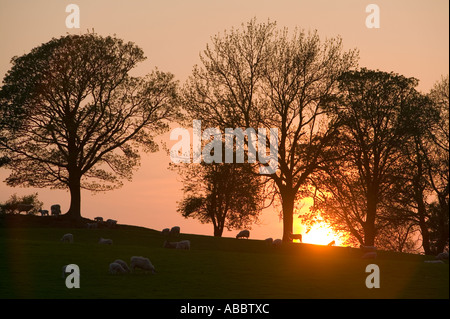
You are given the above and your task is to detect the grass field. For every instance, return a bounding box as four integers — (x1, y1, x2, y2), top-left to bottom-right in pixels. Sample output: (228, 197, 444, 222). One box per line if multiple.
(0, 218, 448, 299)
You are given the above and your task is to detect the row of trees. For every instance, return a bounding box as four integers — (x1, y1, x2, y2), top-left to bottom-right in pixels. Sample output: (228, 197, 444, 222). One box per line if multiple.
(0, 19, 448, 253)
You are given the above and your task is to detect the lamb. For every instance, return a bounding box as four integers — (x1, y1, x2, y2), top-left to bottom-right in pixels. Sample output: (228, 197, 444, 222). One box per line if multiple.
(130, 256, 156, 274)
(435, 252, 449, 260)
(113, 259, 130, 273)
(39, 209, 49, 216)
(109, 262, 127, 275)
(170, 226, 180, 236)
(289, 233, 302, 242)
(236, 230, 250, 239)
(98, 237, 113, 245)
(61, 233, 73, 243)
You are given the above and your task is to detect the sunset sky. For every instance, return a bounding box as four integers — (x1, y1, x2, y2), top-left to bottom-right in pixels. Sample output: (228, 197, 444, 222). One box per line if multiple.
(0, 0, 448, 242)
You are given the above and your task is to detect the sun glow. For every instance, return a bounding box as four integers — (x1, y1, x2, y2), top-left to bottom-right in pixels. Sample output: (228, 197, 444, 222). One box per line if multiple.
(295, 222, 348, 246)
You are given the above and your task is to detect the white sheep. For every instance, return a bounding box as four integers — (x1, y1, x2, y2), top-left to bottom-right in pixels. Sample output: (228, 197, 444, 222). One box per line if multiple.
(61, 233, 73, 243)
(175, 240, 191, 250)
(109, 262, 127, 275)
(130, 256, 156, 274)
(236, 230, 250, 239)
(113, 259, 130, 273)
(170, 226, 180, 236)
(98, 237, 113, 245)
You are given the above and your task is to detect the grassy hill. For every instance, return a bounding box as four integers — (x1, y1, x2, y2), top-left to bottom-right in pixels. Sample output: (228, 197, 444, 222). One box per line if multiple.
(0, 215, 448, 299)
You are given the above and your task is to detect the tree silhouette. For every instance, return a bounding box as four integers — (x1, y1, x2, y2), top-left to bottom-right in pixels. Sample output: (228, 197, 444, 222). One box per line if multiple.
(314, 69, 428, 247)
(0, 33, 179, 220)
(182, 18, 358, 241)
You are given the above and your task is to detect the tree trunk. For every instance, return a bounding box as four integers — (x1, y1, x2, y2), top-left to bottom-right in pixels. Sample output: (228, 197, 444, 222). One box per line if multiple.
(66, 169, 82, 220)
(364, 193, 377, 246)
(281, 190, 295, 243)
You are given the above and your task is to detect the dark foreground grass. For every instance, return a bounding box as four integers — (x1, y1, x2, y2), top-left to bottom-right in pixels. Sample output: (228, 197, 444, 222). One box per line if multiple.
(0, 223, 448, 299)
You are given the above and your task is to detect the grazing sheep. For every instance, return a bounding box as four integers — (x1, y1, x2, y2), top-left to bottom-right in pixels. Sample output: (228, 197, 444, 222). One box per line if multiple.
(361, 252, 377, 259)
(106, 219, 117, 227)
(175, 240, 191, 250)
(264, 238, 273, 245)
(435, 252, 449, 260)
(272, 239, 282, 247)
(130, 256, 156, 274)
(51, 204, 61, 216)
(161, 228, 170, 236)
(109, 262, 127, 275)
(236, 230, 250, 239)
(425, 260, 445, 264)
(94, 217, 103, 222)
(289, 233, 302, 242)
(163, 240, 177, 249)
(17, 203, 34, 214)
(39, 209, 49, 216)
(87, 222, 98, 229)
(170, 226, 181, 236)
(61, 233, 73, 243)
(113, 259, 130, 273)
(98, 237, 113, 245)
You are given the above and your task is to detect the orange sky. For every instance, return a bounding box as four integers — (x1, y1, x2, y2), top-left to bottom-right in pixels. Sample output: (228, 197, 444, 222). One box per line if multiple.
(0, 0, 448, 241)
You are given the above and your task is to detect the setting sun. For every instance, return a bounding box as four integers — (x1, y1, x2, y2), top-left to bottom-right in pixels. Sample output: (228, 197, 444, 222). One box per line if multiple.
(293, 221, 348, 246)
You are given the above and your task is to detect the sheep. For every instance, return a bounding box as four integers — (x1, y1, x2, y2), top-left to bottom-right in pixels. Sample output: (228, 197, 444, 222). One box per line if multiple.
(272, 239, 282, 247)
(435, 252, 449, 260)
(61, 233, 73, 243)
(106, 219, 117, 227)
(87, 222, 98, 229)
(163, 240, 191, 250)
(17, 203, 34, 214)
(236, 230, 250, 239)
(327, 240, 336, 246)
(161, 228, 170, 236)
(289, 233, 302, 242)
(264, 238, 273, 245)
(361, 252, 377, 259)
(109, 262, 127, 275)
(163, 240, 177, 249)
(175, 240, 190, 250)
(98, 237, 113, 245)
(425, 260, 444, 264)
(170, 226, 180, 236)
(51, 204, 61, 216)
(130, 256, 156, 274)
(39, 209, 49, 216)
(113, 259, 130, 273)
(94, 217, 103, 222)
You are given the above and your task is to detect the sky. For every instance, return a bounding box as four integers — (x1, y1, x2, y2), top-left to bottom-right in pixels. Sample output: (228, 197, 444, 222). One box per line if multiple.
(0, 0, 448, 241)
